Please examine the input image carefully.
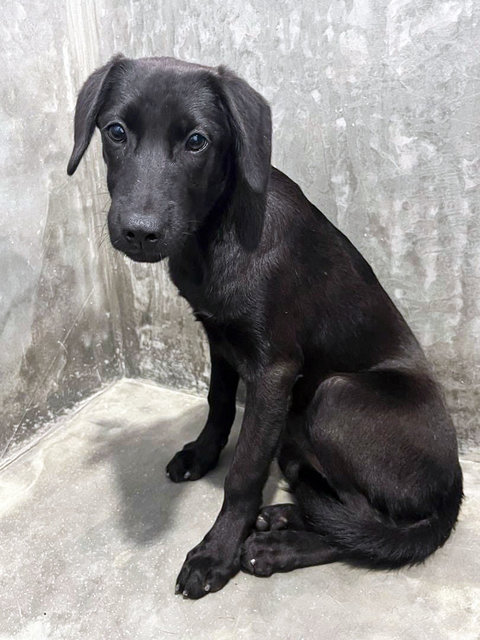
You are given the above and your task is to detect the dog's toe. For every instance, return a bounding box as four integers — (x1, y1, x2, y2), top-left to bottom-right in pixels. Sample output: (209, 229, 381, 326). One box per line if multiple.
(255, 514, 269, 531)
(255, 504, 304, 531)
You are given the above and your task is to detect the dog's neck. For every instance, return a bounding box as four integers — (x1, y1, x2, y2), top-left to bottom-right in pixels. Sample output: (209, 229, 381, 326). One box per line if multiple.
(170, 165, 270, 282)
(168, 175, 270, 320)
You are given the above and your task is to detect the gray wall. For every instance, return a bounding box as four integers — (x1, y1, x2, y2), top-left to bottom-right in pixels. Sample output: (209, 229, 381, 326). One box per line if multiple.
(1, 0, 479, 461)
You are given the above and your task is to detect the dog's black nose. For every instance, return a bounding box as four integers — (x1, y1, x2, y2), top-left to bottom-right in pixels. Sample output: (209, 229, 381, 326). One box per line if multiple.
(123, 229, 160, 244)
(123, 227, 161, 245)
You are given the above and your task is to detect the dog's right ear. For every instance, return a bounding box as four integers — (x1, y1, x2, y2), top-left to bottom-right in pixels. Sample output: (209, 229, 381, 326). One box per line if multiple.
(67, 54, 124, 176)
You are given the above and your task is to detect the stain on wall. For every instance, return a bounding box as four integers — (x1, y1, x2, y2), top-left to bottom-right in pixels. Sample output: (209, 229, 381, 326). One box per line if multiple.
(1, 0, 479, 460)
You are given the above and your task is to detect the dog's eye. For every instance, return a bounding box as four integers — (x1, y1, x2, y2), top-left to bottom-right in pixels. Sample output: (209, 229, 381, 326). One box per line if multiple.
(186, 133, 208, 152)
(107, 123, 127, 142)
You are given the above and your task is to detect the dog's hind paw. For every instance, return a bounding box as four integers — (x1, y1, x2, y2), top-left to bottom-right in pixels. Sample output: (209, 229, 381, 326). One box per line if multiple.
(241, 531, 292, 577)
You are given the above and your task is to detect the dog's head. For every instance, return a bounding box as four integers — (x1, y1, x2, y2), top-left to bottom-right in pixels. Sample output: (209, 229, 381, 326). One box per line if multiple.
(67, 55, 271, 262)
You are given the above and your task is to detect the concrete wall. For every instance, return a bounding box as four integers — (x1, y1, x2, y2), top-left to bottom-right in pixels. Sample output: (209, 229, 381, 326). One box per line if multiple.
(1, 0, 479, 461)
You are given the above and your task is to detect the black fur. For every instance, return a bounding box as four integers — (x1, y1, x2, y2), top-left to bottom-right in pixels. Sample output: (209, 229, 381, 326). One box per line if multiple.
(68, 55, 463, 598)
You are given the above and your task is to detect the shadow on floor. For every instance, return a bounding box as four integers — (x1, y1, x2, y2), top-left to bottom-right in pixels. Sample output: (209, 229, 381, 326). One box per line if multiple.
(85, 402, 282, 546)
(84, 403, 235, 545)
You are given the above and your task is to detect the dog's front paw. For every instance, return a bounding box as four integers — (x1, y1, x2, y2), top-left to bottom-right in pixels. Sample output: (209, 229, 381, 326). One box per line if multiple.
(166, 441, 220, 482)
(175, 540, 240, 599)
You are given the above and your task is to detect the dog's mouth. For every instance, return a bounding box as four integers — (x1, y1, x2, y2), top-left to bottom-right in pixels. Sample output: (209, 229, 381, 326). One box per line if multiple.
(109, 238, 165, 263)
(122, 249, 165, 263)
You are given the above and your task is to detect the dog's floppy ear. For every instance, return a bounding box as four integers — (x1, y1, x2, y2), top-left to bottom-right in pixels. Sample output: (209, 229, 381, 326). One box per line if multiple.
(67, 54, 124, 176)
(217, 66, 272, 194)
(217, 67, 272, 249)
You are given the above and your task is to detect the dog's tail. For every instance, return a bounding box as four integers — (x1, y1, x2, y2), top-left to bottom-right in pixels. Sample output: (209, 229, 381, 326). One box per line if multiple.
(299, 466, 463, 569)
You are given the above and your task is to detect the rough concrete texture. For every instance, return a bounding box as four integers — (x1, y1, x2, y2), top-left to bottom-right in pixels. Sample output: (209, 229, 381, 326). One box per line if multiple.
(2, 0, 480, 460)
(0, 380, 478, 640)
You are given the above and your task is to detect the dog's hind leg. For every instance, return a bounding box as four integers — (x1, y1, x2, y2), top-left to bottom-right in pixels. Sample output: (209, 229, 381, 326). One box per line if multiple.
(167, 349, 239, 482)
(253, 406, 341, 533)
(244, 368, 462, 576)
(293, 370, 462, 570)
(253, 412, 335, 533)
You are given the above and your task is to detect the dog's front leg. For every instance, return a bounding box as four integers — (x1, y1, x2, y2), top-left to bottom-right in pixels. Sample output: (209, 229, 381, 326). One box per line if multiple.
(166, 347, 239, 481)
(175, 361, 298, 599)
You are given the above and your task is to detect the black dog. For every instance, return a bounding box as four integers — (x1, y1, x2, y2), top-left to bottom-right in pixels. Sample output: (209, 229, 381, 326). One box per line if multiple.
(68, 55, 462, 599)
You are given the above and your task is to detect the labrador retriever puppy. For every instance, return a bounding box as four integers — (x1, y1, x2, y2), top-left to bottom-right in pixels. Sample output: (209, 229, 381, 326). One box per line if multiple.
(67, 55, 462, 599)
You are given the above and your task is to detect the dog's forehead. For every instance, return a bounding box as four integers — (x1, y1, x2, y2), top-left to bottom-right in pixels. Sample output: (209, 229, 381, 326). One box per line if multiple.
(104, 59, 224, 132)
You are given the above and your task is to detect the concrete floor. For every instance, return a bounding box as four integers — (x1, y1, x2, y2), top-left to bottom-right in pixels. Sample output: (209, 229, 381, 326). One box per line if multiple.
(0, 380, 478, 640)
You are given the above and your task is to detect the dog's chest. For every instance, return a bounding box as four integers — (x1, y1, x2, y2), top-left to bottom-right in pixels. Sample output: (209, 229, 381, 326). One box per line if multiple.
(169, 257, 262, 371)
(170, 245, 249, 316)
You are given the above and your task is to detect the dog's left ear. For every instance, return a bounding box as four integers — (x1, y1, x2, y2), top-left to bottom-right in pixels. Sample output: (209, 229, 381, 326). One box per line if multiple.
(217, 67, 272, 249)
(67, 54, 125, 176)
(217, 66, 272, 194)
